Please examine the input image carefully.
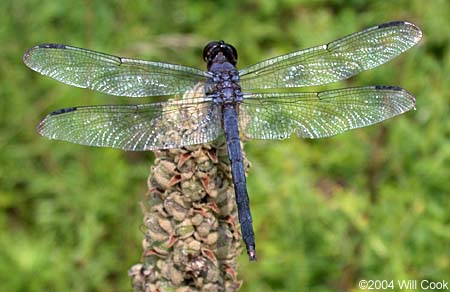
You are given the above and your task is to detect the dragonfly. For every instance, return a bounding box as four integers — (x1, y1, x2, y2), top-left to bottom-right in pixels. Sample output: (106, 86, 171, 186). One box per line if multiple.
(24, 20, 422, 261)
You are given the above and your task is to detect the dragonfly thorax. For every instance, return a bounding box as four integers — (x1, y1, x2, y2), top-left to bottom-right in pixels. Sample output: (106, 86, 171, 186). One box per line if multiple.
(207, 66, 242, 105)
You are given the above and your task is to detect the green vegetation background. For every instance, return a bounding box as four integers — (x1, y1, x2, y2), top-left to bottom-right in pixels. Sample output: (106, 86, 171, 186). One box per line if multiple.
(0, 0, 448, 291)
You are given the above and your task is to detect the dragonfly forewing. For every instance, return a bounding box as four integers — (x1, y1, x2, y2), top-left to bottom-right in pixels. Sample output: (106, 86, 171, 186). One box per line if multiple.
(239, 86, 416, 140)
(23, 44, 209, 97)
(239, 21, 422, 90)
(38, 98, 221, 151)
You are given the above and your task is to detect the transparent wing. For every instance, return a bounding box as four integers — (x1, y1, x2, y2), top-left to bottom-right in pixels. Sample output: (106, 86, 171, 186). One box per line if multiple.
(239, 86, 415, 140)
(23, 44, 209, 97)
(38, 98, 221, 151)
(239, 21, 422, 90)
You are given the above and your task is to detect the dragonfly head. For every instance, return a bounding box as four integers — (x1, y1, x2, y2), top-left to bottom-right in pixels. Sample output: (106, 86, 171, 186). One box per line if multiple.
(203, 40, 238, 70)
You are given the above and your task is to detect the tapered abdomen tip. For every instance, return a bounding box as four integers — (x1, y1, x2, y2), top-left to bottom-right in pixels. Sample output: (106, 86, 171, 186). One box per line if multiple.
(248, 249, 257, 261)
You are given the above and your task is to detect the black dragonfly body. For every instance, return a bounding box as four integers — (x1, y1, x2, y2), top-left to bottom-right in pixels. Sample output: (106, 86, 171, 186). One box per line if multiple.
(24, 21, 422, 261)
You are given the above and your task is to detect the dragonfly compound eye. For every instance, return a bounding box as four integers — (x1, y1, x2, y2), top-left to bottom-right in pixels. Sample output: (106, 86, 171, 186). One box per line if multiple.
(203, 41, 238, 67)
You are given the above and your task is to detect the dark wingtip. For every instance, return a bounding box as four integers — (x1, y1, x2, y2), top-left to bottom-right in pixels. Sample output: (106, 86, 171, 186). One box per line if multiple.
(37, 106, 77, 136)
(378, 21, 423, 42)
(36, 115, 48, 136)
(378, 20, 406, 28)
(38, 44, 67, 49)
(23, 44, 68, 65)
(22, 46, 37, 65)
(375, 85, 403, 91)
(49, 107, 78, 115)
(375, 85, 416, 105)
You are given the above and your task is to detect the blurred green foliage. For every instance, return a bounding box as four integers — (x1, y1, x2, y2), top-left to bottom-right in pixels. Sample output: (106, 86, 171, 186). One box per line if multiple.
(0, 0, 449, 291)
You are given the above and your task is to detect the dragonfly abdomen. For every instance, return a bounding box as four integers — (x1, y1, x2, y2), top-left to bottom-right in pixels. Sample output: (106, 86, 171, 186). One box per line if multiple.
(223, 105, 256, 261)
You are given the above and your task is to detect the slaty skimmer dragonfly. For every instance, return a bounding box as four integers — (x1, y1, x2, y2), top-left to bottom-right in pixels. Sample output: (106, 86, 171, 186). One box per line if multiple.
(23, 20, 422, 261)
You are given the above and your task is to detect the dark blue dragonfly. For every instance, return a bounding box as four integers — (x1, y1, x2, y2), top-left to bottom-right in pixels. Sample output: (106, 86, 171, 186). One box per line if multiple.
(24, 21, 422, 261)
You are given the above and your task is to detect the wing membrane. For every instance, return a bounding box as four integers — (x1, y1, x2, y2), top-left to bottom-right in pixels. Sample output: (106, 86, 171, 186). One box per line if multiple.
(239, 21, 422, 90)
(38, 98, 221, 151)
(239, 86, 415, 139)
(23, 44, 209, 97)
